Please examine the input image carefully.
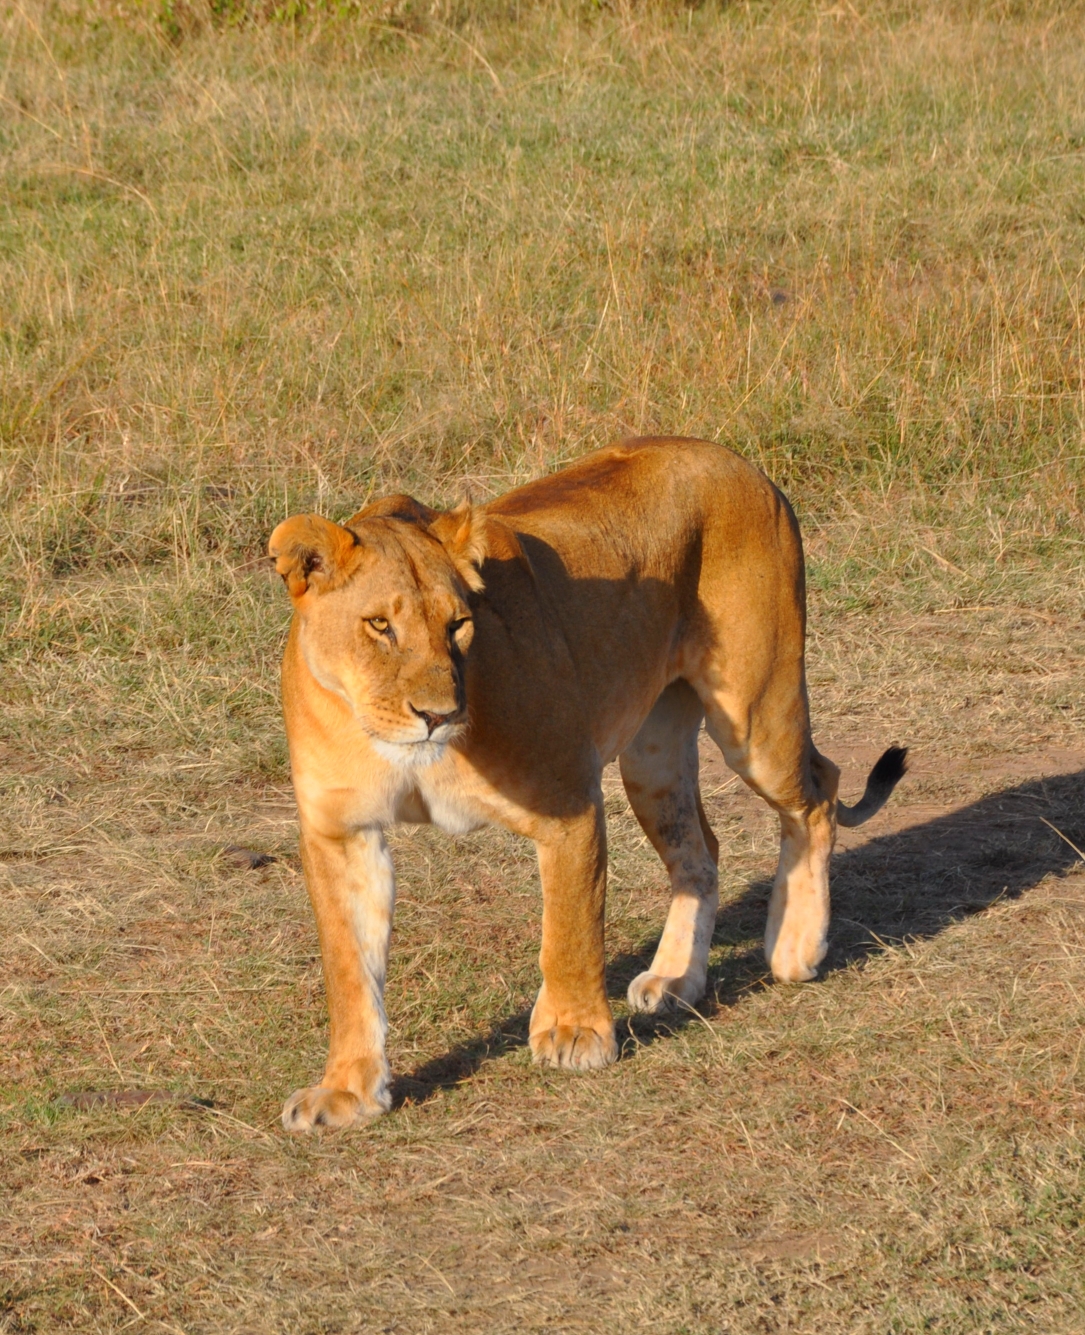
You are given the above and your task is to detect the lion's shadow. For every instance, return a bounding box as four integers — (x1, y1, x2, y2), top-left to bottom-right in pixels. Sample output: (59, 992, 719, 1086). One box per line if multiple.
(391, 768, 1085, 1108)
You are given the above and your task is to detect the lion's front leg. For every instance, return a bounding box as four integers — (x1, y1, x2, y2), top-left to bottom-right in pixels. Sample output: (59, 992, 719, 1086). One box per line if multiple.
(283, 823, 396, 1133)
(529, 799, 617, 1072)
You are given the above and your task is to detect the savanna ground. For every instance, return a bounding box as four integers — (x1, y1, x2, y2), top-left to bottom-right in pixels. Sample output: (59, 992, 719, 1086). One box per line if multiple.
(3, 0, 1085, 1329)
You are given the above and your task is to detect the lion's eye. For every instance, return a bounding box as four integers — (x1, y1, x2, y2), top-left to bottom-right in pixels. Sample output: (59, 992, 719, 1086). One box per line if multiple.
(449, 617, 471, 637)
(364, 616, 392, 640)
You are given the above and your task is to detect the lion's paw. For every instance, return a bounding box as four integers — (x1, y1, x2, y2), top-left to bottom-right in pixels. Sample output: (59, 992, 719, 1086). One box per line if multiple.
(766, 934, 823, 984)
(281, 1081, 390, 1134)
(530, 1024, 618, 1071)
(626, 970, 705, 1015)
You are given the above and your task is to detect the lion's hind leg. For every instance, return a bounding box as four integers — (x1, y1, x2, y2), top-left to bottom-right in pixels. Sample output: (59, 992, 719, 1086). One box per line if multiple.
(619, 680, 720, 1015)
(702, 694, 836, 986)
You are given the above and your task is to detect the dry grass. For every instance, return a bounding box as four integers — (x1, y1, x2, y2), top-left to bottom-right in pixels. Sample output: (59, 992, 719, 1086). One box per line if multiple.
(3, 1, 1085, 1330)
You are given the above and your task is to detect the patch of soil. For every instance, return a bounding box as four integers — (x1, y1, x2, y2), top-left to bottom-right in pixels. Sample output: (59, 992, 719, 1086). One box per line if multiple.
(701, 735, 1085, 847)
(695, 734, 1085, 979)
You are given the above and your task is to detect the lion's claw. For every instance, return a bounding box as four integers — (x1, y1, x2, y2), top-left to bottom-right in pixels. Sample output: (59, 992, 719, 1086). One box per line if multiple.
(530, 1024, 618, 1071)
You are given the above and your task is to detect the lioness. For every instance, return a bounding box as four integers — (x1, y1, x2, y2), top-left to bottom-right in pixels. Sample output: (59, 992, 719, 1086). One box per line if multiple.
(269, 438, 905, 1132)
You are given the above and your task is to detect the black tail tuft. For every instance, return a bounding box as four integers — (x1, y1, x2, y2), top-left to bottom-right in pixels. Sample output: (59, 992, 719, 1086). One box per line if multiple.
(870, 745, 909, 788)
(837, 745, 908, 828)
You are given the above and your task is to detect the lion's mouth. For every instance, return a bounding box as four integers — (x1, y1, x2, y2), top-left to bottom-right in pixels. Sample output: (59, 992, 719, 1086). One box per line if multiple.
(369, 720, 466, 769)
(371, 736, 449, 769)
(423, 718, 465, 744)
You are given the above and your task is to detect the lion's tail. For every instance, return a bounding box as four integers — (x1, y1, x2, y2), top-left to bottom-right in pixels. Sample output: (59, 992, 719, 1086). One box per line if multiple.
(836, 746, 909, 828)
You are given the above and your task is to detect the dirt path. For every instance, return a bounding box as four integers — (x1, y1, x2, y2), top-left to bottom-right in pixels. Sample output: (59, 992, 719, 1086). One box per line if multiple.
(700, 735, 1085, 852)
(688, 735, 1085, 984)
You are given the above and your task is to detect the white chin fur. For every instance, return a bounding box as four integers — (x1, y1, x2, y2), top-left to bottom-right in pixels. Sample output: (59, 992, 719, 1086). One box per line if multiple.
(371, 736, 449, 769)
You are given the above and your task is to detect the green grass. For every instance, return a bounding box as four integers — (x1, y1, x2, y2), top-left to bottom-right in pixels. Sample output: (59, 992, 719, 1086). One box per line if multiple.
(3, 1, 1085, 1330)
(4, 0, 1085, 560)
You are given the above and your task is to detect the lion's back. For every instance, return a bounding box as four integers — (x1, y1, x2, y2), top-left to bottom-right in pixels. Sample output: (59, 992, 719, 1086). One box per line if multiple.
(484, 437, 795, 585)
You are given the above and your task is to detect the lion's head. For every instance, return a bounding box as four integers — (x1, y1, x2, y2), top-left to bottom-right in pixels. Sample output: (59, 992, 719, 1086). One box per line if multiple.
(269, 497, 487, 766)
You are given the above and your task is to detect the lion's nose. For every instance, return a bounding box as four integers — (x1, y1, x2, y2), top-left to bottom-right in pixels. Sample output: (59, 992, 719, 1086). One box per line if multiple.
(409, 705, 459, 736)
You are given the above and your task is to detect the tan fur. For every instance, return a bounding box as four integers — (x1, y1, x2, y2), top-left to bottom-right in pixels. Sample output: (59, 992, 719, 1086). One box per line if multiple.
(268, 438, 901, 1132)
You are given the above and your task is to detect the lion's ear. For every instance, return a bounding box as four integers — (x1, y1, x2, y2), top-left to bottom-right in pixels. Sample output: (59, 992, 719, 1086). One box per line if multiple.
(429, 501, 488, 593)
(268, 514, 361, 600)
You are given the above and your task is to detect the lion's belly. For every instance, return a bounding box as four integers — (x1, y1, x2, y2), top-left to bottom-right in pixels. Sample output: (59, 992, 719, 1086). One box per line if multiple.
(594, 685, 677, 767)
